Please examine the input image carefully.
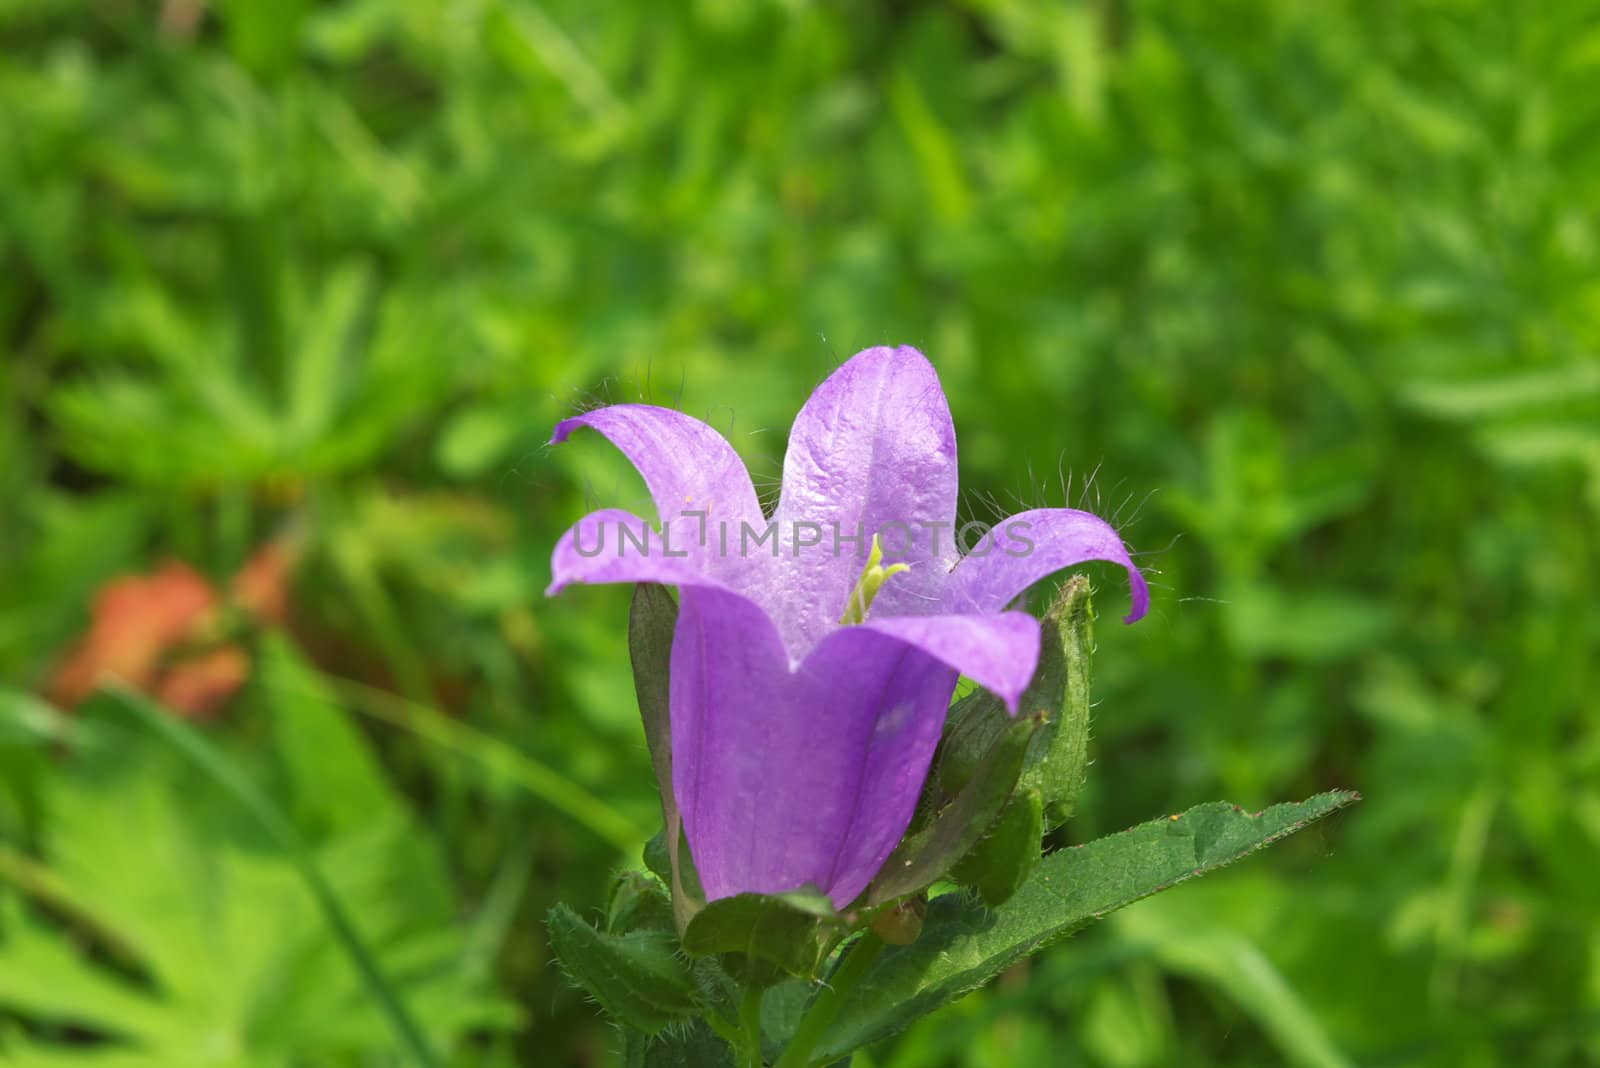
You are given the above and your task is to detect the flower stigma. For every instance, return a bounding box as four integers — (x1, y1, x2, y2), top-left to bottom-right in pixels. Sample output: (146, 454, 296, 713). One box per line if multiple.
(839, 534, 910, 625)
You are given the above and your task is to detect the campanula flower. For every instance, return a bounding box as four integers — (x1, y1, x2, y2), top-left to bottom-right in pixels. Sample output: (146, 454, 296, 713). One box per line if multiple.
(547, 347, 1147, 907)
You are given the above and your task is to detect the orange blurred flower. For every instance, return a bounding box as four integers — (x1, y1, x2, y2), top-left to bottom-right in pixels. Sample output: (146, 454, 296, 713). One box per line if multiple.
(49, 540, 298, 719)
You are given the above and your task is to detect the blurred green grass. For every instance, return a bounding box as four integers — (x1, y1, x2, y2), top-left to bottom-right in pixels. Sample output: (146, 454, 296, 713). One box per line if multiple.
(1, 0, 1597, 1064)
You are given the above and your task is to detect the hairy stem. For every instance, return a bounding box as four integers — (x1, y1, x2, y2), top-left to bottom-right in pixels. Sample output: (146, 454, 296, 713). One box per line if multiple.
(740, 984, 766, 1067)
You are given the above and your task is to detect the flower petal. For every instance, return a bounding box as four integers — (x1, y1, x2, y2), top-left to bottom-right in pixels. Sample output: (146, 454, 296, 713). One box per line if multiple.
(942, 508, 1150, 623)
(853, 611, 1041, 712)
(551, 404, 763, 530)
(671, 586, 958, 907)
(546, 508, 727, 595)
(802, 638, 957, 906)
(768, 347, 958, 654)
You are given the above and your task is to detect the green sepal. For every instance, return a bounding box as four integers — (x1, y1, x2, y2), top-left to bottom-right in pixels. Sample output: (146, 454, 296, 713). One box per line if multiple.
(545, 903, 704, 1036)
(950, 787, 1043, 907)
(642, 829, 673, 885)
(938, 574, 1095, 829)
(643, 825, 706, 908)
(681, 887, 843, 982)
(629, 584, 706, 933)
(867, 712, 1041, 905)
(629, 583, 677, 807)
(608, 870, 677, 935)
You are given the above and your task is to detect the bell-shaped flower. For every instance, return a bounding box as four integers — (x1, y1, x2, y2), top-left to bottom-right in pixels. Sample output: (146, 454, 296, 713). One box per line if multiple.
(547, 347, 1147, 908)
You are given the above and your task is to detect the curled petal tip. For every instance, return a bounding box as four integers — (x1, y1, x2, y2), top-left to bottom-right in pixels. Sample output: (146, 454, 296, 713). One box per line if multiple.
(548, 417, 578, 446)
(1121, 566, 1152, 625)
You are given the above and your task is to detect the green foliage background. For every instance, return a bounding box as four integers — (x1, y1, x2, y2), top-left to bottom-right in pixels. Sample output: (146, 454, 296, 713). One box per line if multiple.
(2, 0, 1597, 1064)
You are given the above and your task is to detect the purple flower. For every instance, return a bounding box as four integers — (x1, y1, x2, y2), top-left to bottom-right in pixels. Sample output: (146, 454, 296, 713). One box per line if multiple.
(547, 347, 1147, 908)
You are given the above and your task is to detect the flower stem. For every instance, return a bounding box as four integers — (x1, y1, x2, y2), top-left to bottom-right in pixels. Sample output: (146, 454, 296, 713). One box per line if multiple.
(774, 934, 886, 1068)
(705, 1008, 745, 1051)
(740, 984, 766, 1067)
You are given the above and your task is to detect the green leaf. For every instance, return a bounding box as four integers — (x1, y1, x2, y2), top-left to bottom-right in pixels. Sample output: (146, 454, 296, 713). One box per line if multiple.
(681, 888, 842, 980)
(0, 694, 510, 1066)
(757, 978, 820, 1052)
(259, 634, 398, 838)
(868, 713, 1040, 904)
(624, 1020, 738, 1068)
(938, 575, 1095, 830)
(287, 261, 373, 444)
(814, 791, 1360, 1061)
(94, 689, 447, 1068)
(952, 787, 1044, 908)
(546, 904, 703, 1036)
(0, 893, 169, 1041)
